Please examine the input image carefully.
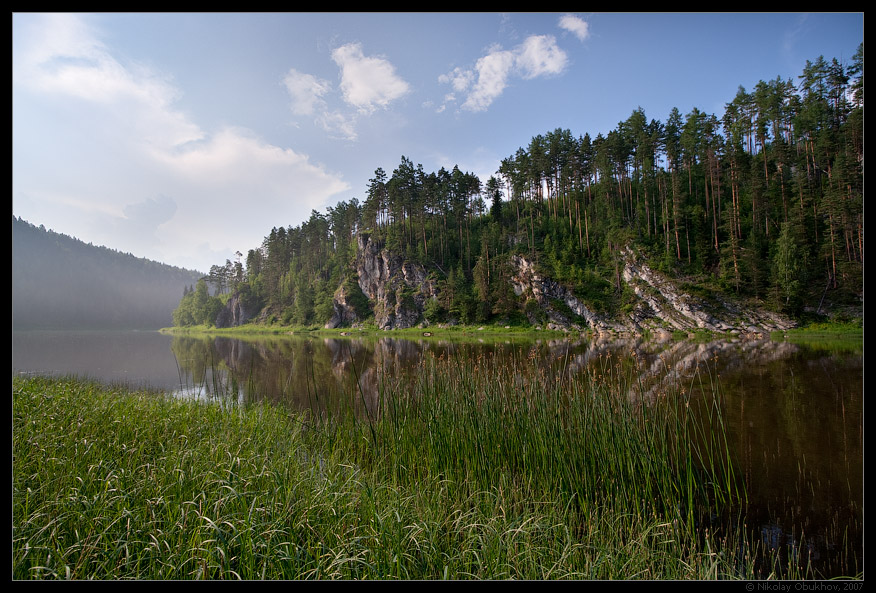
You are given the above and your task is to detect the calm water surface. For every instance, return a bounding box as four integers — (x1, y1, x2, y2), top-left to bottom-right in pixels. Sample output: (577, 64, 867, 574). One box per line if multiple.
(13, 329, 863, 578)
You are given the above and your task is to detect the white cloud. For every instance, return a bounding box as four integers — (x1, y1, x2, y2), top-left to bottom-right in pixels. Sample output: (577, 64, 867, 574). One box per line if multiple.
(516, 35, 567, 79)
(162, 129, 347, 267)
(438, 66, 475, 93)
(440, 35, 568, 113)
(283, 42, 409, 139)
(316, 110, 360, 142)
(156, 128, 349, 221)
(331, 42, 410, 114)
(14, 13, 105, 83)
(558, 14, 590, 42)
(13, 13, 203, 151)
(13, 13, 352, 272)
(463, 49, 516, 113)
(283, 68, 332, 116)
(282, 68, 358, 140)
(123, 194, 178, 229)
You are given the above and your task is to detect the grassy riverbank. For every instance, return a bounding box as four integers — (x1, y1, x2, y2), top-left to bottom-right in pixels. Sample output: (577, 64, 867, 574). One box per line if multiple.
(763, 321, 862, 356)
(14, 358, 800, 580)
(160, 317, 862, 345)
(160, 321, 569, 340)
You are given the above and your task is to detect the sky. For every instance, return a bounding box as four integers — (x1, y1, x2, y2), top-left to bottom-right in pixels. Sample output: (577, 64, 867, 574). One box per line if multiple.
(12, 12, 863, 274)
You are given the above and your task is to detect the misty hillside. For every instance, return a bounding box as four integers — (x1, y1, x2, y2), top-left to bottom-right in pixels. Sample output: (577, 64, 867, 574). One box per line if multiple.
(12, 217, 204, 330)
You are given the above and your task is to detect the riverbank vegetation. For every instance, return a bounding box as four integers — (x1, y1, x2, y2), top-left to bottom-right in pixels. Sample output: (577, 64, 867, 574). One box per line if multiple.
(162, 320, 571, 340)
(173, 47, 862, 333)
(776, 320, 863, 351)
(13, 357, 813, 580)
(161, 316, 860, 347)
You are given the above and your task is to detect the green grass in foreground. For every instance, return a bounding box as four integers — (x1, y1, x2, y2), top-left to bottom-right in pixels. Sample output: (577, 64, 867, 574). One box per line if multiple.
(14, 361, 789, 580)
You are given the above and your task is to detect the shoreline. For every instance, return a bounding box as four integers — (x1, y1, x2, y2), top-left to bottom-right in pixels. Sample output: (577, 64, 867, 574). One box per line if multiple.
(158, 319, 862, 344)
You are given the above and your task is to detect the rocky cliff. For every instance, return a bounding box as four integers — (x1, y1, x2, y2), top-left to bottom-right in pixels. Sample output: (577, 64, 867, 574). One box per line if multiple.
(326, 232, 439, 330)
(506, 249, 794, 336)
(509, 254, 627, 335)
(215, 291, 258, 328)
(619, 248, 794, 335)
(325, 240, 794, 336)
(324, 282, 363, 329)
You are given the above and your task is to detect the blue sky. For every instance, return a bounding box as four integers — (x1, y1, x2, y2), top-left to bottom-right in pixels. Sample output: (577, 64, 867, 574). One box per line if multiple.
(12, 12, 863, 273)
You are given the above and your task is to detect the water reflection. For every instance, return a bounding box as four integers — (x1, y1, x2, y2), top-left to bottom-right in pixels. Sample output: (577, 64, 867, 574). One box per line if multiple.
(169, 334, 810, 410)
(12, 329, 184, 388)
(167, 333, 862, 578)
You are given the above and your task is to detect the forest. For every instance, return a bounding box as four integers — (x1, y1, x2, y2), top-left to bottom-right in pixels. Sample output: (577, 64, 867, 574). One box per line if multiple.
(173, 47, 863, 330)
(13, 217, 203, 330)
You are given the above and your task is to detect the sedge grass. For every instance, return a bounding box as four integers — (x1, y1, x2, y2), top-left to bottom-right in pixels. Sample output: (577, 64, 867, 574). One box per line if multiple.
(14, 359, 769, 580)
(336, 350, 742, 522)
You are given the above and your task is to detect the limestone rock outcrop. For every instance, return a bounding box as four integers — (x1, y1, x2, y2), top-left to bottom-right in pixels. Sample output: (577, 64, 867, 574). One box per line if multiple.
(319, 238, 794, 335)
(215, 292, 257, 328)
(324, 282, 362, 329)
(509, 254, 625, 334)
(619, 248, 794, 335)
(331, 232, 438, 330)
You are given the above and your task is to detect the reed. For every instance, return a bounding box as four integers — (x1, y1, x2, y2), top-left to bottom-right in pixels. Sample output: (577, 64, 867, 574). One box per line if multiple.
(14, 359, 762, 580)
(328, 349, 743, 535)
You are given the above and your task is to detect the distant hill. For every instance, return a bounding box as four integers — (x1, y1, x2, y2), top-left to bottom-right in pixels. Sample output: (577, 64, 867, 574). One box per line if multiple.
(12, 217, 204, 330)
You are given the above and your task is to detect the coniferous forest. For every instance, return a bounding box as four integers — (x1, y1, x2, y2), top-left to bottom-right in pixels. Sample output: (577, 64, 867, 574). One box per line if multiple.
(174, 48, 863, 330)
(13, 217, 204, 330)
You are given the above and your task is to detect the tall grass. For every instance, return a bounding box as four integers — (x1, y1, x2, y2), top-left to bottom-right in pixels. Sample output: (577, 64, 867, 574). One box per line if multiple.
(330, 349, 743, 536)
(14, 357, 765, 580)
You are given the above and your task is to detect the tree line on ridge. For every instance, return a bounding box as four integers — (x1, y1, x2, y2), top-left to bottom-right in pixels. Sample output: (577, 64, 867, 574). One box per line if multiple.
(174, 47, 863, 329)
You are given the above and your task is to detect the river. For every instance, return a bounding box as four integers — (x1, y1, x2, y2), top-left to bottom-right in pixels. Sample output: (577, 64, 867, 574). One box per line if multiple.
(12, 329, 863, 578)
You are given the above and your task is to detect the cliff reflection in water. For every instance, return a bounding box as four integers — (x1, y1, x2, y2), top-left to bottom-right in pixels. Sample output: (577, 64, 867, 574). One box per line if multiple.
(169, 333, 849, 415)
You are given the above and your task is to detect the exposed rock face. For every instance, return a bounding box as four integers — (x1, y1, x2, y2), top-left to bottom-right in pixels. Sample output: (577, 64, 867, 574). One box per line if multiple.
(324, 282, 361, 329)
(322, 237, 795, 335)
(619, 248, 795, 335)
(508, 250, 794, 335)
(215, 292, 256, 328)
(621, 250, 731, 332)
(347, 232, 438, 330)
(509, 254, 625, 334)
